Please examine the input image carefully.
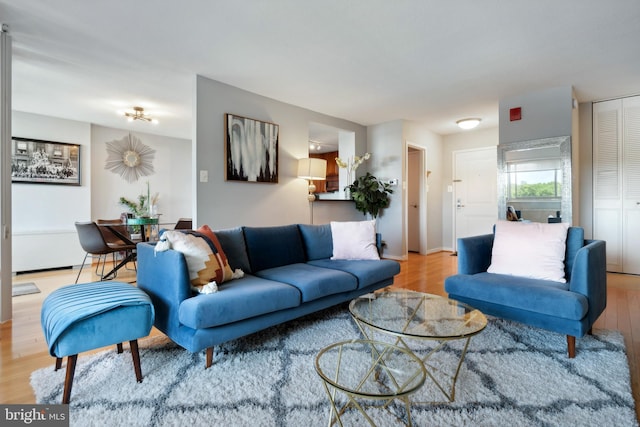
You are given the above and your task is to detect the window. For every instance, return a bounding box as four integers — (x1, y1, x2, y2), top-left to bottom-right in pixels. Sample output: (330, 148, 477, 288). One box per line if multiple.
(507, 159, 562, 199)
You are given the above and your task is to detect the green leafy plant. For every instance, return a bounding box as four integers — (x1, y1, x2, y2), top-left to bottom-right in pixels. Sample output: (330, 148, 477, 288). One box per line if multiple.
(347, 172, 393, 219)
(119, 195, 149, 218)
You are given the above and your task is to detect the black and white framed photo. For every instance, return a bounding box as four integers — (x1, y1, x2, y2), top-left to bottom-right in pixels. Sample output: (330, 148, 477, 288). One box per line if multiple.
(11, 137, 81, 186)
(225, 113, 279, 183)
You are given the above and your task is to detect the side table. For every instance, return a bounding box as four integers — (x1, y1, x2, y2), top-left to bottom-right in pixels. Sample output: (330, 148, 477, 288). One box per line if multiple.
(315, 339, 426, 426)
(349, 290, 487, 402)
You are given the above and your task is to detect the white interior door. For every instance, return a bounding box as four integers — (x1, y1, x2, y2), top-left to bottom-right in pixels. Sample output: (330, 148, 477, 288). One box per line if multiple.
(593, 99, 623, 272)
(453, 147, 498, 252)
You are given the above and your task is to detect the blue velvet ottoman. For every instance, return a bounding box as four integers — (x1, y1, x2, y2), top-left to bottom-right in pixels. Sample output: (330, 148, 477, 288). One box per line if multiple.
(41, 281, 155, 403)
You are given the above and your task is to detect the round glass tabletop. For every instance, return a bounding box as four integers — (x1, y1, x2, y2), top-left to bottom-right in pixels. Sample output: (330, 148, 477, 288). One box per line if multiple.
(314, 339, 426, 399)
(349, 290, 487, 340)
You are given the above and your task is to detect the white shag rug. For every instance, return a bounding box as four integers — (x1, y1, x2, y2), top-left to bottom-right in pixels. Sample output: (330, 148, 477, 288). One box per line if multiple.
(31, 305, 638, 427)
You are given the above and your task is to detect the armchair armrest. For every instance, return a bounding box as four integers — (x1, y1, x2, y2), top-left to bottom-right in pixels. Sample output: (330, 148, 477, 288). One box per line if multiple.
(457, 233, 494, 275)
(568, 239, 607, 325)
(136, 242, 192, 333)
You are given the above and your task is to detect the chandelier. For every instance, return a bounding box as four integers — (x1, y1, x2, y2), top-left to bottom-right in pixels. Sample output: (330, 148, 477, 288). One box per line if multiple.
(124, 106, 158, 124)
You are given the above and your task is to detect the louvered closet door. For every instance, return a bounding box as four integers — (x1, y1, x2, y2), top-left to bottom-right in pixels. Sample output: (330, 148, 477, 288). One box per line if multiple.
(593, 96, 640, 274)
(622, 97, 640, 274)
(593, 99, 623, 272)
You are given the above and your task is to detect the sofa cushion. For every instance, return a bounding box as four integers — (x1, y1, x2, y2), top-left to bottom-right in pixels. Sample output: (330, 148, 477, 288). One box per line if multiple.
(214, 226, 252, 273)
(445, 272, 588, 321)
(243, 225, 305, 272)
(488, 220, 570, 283)
(307, 259, 401, 289)
(565, 227, 584, 281)
(254, 263, 357, 303)
(298, 223, 333, 260)
(330, 220, 380, 260)
(178, 274, 301, 329)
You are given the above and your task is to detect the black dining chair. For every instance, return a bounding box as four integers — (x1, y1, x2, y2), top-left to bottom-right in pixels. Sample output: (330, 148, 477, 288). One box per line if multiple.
(96, 218, 138, 273)
(74, 221, 136, 283)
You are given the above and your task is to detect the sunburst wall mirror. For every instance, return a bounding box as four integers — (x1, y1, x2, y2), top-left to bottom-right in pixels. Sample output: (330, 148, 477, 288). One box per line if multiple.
(105, 133, 156, 183)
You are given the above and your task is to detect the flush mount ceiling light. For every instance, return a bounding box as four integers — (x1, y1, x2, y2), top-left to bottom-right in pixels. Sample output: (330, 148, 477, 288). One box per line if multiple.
(124, 106, 158, 124)
(309, 140, 322, 151)
(456, 118, 481, 130)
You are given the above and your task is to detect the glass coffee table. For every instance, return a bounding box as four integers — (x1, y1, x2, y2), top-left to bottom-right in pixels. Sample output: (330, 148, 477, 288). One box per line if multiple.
(315, 339, 426, 426)
(349, 290, 487, 402)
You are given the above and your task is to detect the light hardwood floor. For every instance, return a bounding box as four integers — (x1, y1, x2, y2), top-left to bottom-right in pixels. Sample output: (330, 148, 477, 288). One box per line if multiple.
(1, 252, 638, 422)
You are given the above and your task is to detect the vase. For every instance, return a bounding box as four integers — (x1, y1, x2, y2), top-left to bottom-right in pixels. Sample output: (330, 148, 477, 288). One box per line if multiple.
(344, 188, 351, 199)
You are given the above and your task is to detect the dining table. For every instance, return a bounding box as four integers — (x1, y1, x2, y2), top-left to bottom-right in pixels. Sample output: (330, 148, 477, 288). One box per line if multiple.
(95, 221, 140, 280)
(96, 217, 160, 280)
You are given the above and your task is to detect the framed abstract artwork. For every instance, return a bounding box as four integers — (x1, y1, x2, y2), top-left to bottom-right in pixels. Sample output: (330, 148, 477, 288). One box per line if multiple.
(225, 113, 279, 183)
(11, 137, 81, 186)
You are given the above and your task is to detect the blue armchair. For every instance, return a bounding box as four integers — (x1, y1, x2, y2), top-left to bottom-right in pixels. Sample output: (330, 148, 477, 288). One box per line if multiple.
(444, 227, 607, 358)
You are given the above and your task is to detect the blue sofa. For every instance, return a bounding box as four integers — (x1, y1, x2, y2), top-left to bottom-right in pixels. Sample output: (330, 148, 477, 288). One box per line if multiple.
(136, 223, 400, 367)
(444, 227, 606, 358)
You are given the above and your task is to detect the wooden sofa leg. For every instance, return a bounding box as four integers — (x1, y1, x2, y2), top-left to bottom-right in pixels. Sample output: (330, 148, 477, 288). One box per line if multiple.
(129, 339, 143, 383)
(62, 354, 78, 404)
(567, 335, 576, 358)
(55, 357, 63, 371)
(205, 347, 214, 369)
(117, 343, 123, 354)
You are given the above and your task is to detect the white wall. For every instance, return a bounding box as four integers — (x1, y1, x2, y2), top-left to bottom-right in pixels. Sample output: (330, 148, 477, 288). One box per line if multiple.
(499, 86, 574, 144)
(11, 112, 192, 272)
(578, 102, 593, 237)
(367, 120, 404, 258)
(90, 125, 191, 225)
(12, 111, 91, 271)
(366, 120, 445, 258)
(194, 76, 364, 229)
(441, 127, 499, 250)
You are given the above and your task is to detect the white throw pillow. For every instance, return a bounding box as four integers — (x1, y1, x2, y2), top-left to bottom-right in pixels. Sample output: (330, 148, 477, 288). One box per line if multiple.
(487, 220, 570, 282)
(330, 220, 380, 260)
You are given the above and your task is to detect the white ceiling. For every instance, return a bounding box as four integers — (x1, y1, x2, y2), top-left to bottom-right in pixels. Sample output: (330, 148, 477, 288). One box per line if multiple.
(2, 1, 639, 141)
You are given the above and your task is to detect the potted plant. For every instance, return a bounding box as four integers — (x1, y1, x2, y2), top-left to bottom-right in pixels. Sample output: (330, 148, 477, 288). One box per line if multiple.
(347, 173, 393, 255)
(119, 195, 150, 218)
(119, 183, 159, 218)
(347, 172, 393, 219)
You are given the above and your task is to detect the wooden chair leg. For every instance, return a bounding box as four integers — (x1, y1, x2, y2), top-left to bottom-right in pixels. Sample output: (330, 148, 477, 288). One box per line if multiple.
(55, 357, 63, 371)
(117, 343, 123, 353)
(62, 354, 78, 404)
(567, 335, 576, 358)
(205, 347, 214, 369)
(129, 340, 143, 383)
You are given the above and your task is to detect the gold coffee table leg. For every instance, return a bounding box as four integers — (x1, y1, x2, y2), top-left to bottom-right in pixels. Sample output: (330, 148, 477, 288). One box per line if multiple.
(316, 340, 426, 426)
